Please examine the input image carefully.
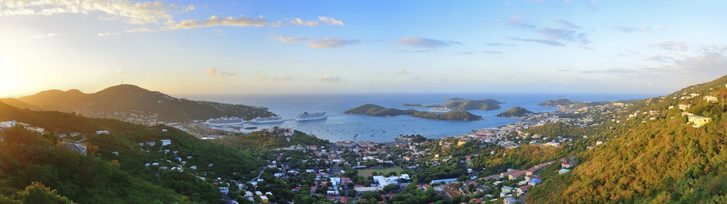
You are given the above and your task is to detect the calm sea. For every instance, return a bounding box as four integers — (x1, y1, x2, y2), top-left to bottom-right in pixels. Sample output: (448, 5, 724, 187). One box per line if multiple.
(185, 93, 650, 142)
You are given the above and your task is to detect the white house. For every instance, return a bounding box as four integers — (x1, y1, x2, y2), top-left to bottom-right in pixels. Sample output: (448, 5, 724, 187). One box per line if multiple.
(704, 96, 719, 103)
(96, 130, 110, 135)
(160, 139, 172, 146)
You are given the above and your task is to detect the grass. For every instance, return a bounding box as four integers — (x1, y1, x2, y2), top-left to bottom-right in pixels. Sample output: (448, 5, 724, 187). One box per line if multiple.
(357, 166, 403, 177)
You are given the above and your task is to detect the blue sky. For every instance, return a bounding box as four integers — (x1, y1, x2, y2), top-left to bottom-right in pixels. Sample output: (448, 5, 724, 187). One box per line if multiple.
(1, 0, 726, 96)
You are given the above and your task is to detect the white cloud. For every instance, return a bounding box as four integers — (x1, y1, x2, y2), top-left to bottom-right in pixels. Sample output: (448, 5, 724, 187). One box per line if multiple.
(206, 68, 237, 78)
(650, 41, 689, 52)
(275, 35, 358, 48)
(318, 16, 343, 26)
(507, 16, 536, 28)
(170, 15, 268, 29)
(0, 0, 175, 25)
(29, 33, 59, 39)
(615, 25, 662, 33)
(399, 37, 461, 49)
(320, 74, 342, 82)
(258, 75, 295, 81)
(308, 38, 359, 48)
(394, 68, 408, 75)
(289, 16, 344, 26)
(97, 32, 120, 37)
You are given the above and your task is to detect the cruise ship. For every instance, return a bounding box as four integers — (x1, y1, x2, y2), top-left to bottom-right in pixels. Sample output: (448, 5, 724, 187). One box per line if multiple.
(296, 112, 327, 121)
(249, 116, 285, 124)
(429, 107, 452, 113)
(205, 117, 245, 127)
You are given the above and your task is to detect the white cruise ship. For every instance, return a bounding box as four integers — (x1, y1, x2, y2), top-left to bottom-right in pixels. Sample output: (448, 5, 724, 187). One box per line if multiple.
(249, 116, 285, 124)
(296, 112, 327, 121)
(429, 107, 452, 113)
(205, 117, 244, 127)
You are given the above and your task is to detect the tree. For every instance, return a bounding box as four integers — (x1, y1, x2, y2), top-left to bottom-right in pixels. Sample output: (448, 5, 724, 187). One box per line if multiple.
(15, 182, 74, 204)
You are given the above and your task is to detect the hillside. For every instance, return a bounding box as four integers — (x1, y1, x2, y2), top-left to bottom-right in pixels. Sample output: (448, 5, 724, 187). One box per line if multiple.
(539, 98, 582, 107)
(496, 106, 534, 117)
(444, 98, 502, 111)
(527, 74, 727, 203)
(345, 104, 482, 121)
(0, 101, 264, 203)
(14, 84, 274, 122)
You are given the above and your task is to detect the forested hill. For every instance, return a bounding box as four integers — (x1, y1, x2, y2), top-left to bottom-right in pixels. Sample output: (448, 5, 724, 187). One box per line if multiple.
(13, 84, 274, 122)
(0, 101, 264, 203)
(528, 74, 727, 203)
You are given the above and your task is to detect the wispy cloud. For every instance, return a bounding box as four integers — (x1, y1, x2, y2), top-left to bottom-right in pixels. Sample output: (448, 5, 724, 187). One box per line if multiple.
(0, 0, 175, 25)
(394, 68, 408, 75)
(650, 41, 689, 52)
(556, 19, 581, 29)
(29, 33, 59, 39)
(206, 68, 237, 78)
(509, 37, 565, 47)
(539, 27, 590, 44)
(399, 37, 461, 49)
(614, 25, 662, 33)
(170, 15, 268, 29)
(458, 51, 503, 55)
(485, 43, 517, 47)
(320, 74, 342, 82)
(289, 16, 344, 26)
(309, 38, 359, 48)
(97, 32, 120, 37)
(507, 16, 536, 29)
(275, 35, 358, 48)
(258, 75, 295, 81)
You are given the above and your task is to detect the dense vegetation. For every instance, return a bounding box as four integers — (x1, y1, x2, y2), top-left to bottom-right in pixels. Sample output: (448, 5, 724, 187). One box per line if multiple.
(13, 84, 274, 122)
(539, 98, 582, 106)
(346, 104, 482, 121)
(496, 106, 534, 117)
(528, 74, 727, 203)
(216, 128, 330, 150)
(0, 101, 265, 203)
(443, 98, 502, 111)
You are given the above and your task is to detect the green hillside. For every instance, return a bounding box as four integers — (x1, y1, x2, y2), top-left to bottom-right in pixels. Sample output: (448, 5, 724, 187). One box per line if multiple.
(14, 84, 274, 122)
(346, 104, 482, 121)
(444, 98, 502, 111)
(0, 101, 264, 203)
(497, 106, 534, 117)
(528, 75, 727, 203)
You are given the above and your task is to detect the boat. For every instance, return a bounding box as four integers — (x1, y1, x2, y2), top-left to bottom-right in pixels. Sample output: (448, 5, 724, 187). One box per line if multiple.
(249, 116, 285, 124)
(296, 112, 327, 121)
(429, 107, 452, 113)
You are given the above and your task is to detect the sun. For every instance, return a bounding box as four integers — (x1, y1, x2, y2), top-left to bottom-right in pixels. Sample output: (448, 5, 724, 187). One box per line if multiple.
(0, 60, 24, 97)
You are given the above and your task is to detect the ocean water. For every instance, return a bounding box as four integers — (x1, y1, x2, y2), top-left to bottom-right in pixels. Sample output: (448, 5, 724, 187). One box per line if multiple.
(187, 93, 649, 142)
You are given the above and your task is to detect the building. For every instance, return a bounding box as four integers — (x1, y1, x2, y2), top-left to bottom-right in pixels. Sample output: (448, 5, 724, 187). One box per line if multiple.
(373, 176, 400, 188)
(96, 130, 110, 135)
(704, 96, 719, 103)
(60, 142, 88, 155)
(430, 178, 458, 185)
(687, 115, 712, 128)
(160, 139, 172, 146)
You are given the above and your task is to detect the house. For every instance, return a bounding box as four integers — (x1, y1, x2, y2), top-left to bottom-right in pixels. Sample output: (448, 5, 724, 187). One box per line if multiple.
(687, 114, 712, 128)
(373, 176, 400, 188)
(218, 187, 229, 195)
(500, 186, 514, 197)
(60, 142, 87, 155)
(259, 195, 269, 203)
(503, 197, 517, 204)
(558, 169, 571, 174)
(704, 96, 719, 103)
(528, 178, 542, 186)
(429, 178, 458, 185)
(516, 185, 530, 196)
(96, 130, 110, 135)
(678, 104, 691, 111)
(160, 139, 172, 146)
(0, 121, 17, 131)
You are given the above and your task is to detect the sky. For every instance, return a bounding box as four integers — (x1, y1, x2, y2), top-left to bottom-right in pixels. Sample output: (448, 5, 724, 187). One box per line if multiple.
(1, 0, 727, 97)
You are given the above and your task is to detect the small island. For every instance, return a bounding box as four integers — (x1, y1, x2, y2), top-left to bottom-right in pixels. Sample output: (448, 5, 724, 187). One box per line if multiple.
(539, 98, 582, 107)
(345, 104, 482, 121)
(402, 98, 502, 111)
(497, 106, 534, 117)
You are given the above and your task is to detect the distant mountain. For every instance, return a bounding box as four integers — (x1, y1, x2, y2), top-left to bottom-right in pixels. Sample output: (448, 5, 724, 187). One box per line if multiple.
(12, 84, 274, 122)
(0, 98, 39, 110)
(444, 98, 502, 111)
(345, 104, 482, 121)
(497, 106, 534, 117)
